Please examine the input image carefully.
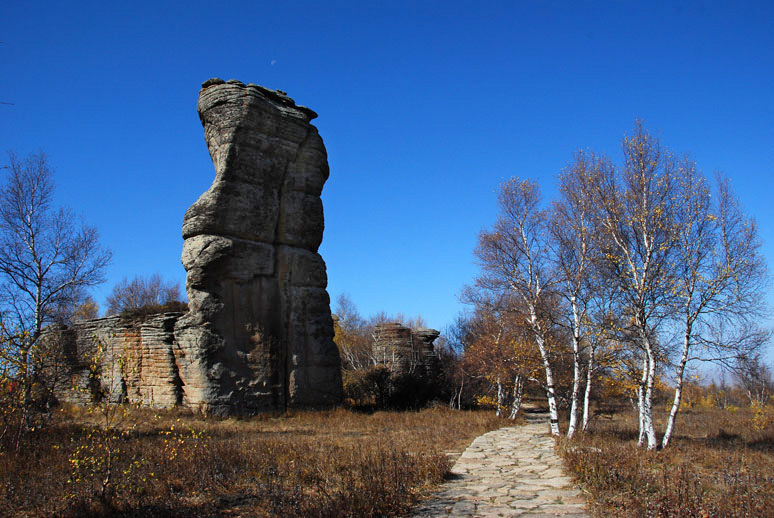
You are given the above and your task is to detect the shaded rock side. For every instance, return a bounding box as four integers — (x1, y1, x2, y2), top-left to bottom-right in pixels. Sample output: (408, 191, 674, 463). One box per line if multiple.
(174, 78, 343, 414)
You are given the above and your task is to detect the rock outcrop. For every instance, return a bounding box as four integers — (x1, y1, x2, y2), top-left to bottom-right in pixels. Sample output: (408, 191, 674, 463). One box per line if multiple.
(45, 313, 185, 408)
(172, 78, 342, 414)
(44, 79, 342, 414)
(372, 323, 441, 381)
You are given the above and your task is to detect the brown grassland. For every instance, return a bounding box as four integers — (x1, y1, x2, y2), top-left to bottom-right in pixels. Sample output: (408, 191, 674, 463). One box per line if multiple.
(558, 405, 774, 517)
(1, 405, 505, 518)
(6, 399, 774, 518)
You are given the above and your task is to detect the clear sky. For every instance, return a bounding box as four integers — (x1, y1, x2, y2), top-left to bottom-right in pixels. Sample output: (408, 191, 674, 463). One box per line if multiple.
(1, 1, 773, 336)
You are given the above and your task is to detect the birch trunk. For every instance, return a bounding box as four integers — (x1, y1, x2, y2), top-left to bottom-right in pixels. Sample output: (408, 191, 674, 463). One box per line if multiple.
(495, 377, 503, 417)
(529, 307, 560, 435)
(508, 374, 524, 419)
(537, 333, 561, 435)
(637, 354, 648, 446)
(457, 377, 464, 410)
(582, 345, 594, 432)
(567, 298, 582, 438)
(642, 339, 658, 450)
(662, 329, 691, 448)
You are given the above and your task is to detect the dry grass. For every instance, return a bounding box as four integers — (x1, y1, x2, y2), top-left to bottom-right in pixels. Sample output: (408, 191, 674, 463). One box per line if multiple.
(1, 405, 505, 517)
(558, 406, 774, 517)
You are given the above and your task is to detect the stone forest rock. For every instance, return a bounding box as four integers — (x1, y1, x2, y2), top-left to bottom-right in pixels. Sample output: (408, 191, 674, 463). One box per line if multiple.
(174, 79, 342, 414)
(369, 322, 442, 407)
(44, 313, 185, 408)
(373, 323, 441, 381)
(45, 79, 343, 414)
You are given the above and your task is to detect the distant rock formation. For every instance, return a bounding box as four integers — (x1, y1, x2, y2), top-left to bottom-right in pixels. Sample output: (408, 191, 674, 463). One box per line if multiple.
(44, 79, 343, 414)
(174, 78, 342, 414)
(372, 322, 441, 381)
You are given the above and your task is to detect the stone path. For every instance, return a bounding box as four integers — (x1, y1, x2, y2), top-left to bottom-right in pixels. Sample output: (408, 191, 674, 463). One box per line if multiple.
(410, 412, 590, 518)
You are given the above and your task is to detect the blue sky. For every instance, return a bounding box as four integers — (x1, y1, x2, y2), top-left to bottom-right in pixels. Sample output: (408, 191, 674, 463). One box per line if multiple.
(1, 1, 773, 337)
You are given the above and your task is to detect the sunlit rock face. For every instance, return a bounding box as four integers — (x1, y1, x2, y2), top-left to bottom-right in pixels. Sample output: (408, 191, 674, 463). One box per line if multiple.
(45, 313, 185, 409)
(42, 80, 342, 414)
(172, 79, 342, 414)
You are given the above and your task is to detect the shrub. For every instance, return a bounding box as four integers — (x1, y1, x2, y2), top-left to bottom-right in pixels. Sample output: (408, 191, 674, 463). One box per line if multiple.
(117, 301, 188, 320)
(343, 366, 439, 410)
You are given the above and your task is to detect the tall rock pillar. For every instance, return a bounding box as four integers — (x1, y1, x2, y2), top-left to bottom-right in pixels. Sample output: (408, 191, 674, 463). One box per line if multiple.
(173, 78, 343, 414)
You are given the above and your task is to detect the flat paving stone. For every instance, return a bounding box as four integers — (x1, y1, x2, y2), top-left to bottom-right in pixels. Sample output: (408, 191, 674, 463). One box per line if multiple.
(410, 413, 589, 518)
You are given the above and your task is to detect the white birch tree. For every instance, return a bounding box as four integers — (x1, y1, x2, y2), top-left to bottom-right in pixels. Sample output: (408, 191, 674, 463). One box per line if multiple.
(474, 178, 562, 435)
(592, 122, 679, 450)
(550, 151, 606, 438)
(661, 171, 770, 447)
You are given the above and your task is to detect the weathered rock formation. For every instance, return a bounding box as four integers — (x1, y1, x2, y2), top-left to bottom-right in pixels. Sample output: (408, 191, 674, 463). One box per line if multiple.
(45, 313, 185, 408)
(372, 323, 441, 381)
(44, 79, 343, 414)
(173, 79, 342, 414)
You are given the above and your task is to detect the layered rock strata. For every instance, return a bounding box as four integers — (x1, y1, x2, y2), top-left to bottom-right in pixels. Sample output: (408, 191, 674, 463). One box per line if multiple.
(172, 78, 342, 414)
(45, 313, 184, 408)
(45, 79, 342, 414)
(372, 322, 440, 380)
